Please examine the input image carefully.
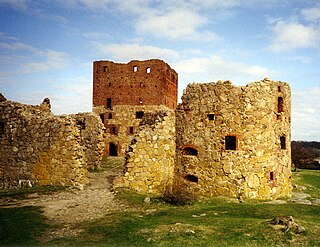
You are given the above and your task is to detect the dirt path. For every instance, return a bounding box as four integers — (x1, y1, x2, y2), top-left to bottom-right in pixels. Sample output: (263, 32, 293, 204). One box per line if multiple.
(0, 157, 126, 240)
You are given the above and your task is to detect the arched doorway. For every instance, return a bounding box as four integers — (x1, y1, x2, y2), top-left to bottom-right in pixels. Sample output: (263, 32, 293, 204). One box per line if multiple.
(109, 142, 118, 156)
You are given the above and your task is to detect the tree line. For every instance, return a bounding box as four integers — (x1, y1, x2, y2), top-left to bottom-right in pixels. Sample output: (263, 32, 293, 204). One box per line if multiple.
(291, 141, 320, 170)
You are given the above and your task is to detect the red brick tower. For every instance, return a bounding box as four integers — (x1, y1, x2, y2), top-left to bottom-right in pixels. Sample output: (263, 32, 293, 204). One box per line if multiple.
(93, 59, 178, 156)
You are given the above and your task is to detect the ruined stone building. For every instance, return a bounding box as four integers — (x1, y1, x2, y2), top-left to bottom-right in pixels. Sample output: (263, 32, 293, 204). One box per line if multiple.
(92, 59, 178, 156)
(99, 59, 292, 200)
(0, 95, 105, 189)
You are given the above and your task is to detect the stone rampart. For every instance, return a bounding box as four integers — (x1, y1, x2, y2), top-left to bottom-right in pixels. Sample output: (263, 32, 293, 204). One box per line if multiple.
(0, 97, 105, 190)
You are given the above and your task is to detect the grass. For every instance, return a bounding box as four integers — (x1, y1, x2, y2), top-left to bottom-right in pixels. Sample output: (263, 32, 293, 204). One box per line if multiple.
(1, 168, 320, 246)
(0, 206, 49, 246)
(0, 185, 66, 198)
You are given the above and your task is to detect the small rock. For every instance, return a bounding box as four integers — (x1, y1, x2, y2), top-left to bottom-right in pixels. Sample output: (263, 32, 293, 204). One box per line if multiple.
(144, 196, 150, 203)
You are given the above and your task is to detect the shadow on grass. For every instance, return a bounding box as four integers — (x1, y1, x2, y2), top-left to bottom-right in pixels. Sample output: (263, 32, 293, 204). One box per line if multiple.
(0, 206, 49, 246)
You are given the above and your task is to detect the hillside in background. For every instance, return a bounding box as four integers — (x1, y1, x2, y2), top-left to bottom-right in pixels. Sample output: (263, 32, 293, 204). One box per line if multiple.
(292, 141, 320, 170)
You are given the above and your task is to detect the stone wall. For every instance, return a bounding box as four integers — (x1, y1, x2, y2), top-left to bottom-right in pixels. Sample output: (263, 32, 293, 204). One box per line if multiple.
(175, 79, 292, 200)
(94, 105, 173, 157)
(114, 108, 176, 194)
(0, 97, 105, 190)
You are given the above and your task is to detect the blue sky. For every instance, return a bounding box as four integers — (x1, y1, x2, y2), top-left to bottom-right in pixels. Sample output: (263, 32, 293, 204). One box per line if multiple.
(0, 0, 319, 141)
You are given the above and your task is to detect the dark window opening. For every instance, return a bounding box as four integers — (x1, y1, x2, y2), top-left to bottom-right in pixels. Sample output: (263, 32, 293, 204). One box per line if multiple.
(77, 120, 86, 130)
(139, 98, 143, 104)
(280, 136, 286, 149)
(110, 126, 117, 135)
(182, 147, 198, 156)
(278, 97, 284, 113)
(129, 126, 134, 135)
(109, 142, 118, 156)
(108, 113, 113, 119)
(270, 172, 274, 180)
(172, 74, 175, 81)
(278, 86, 282, 92)
(106, 98, 112, 109)
(100, 114, 105, 124)
(133, 66, 138, 72)
(136, 111, 144, 119)
(0, 122, 4, 135)
(104, 66, 109, 73)
(108, 82, 112, 87)
(185, 175, 198, 183)
(207, 114, 215, 120)
(225, 136, 237, 150)
(146, 67, 151, 73)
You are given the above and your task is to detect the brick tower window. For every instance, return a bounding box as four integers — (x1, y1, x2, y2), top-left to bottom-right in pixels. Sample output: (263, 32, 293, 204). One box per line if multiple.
(225, 136, 237, 150)
(107, 98, 112, 109)
(278, 97, 284, 113)
(133, 66, 138, 72)
(280, 136, 286, 149)
(108, 113, 113, 119)
(129, 126, 134, 135)
(146, 67, 151, 73)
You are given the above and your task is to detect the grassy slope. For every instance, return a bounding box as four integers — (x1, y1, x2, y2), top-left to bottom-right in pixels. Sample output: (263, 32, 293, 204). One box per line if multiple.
(1, 167, 320, 246)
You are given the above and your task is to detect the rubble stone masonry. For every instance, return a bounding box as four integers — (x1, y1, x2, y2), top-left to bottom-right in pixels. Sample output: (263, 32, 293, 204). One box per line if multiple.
(175, 79, 291, 200)
(114, 108, 175, 194)
(0, 97, 105, 190)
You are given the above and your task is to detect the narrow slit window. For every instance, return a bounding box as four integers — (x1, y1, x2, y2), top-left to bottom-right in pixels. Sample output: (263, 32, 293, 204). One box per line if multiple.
(278, 86, 282, 92)
(139, 98, 143, 104)
(270, 172, 274, 180)
(182, 147, 198, 156)
(225, 136, 237, 150)
(146, 67, 151, 73)
(280, 136, 286, 149)
(278, 97, 284, 113)
(136, 111, 144, 119)
(108, 113, 113, 119)
(100, 114, 105, 124)
(185, 175, 198, 183)
(106, 98, 112, 109)
(0, 122, 4, 135)
(129, 126, 134, 135)
(104, 66, 109, 73)
(110, 126, 117, 135)
(133, 66, 138, 72)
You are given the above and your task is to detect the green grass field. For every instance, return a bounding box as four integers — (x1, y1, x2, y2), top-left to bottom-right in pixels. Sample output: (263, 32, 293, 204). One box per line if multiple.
(1, 169, 320, 246)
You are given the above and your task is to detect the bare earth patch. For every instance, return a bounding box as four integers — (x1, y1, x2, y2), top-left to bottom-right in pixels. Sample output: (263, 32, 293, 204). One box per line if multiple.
(0, 157, 126, 241)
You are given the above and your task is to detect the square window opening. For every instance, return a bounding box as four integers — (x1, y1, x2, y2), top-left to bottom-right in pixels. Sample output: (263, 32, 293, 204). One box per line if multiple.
(146, 67, 151, 73)
(207, 114, 215, 120)
(136, 111, 144, 119)
(225, 136, 237, 150)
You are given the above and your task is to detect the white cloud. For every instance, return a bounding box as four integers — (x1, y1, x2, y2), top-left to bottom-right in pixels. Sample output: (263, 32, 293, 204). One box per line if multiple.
(93, 43, 179, 62)
(136, 9, 220, 42)
(0, 0, 29, 10)
(268, 19, 320, 52)
(292, 87, 320, 141)
(301, 5, 320, 23)
(173, 55, 273, 83)
(0, 41, 70, 74)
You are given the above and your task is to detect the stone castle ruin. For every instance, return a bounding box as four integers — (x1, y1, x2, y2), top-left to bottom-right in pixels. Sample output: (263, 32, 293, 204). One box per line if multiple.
(94, 59, 292, 200)
(0, 59, 292, 200)
(0, 94, 105, 189)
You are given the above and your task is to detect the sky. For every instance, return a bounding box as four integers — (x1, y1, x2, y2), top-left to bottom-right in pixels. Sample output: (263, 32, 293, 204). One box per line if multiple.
(0, 0, 319, 141)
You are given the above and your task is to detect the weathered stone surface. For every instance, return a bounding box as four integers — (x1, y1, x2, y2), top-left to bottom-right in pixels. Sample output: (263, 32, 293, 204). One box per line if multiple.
(0, 97, 105, 189)
(175, 79, 292, 200)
